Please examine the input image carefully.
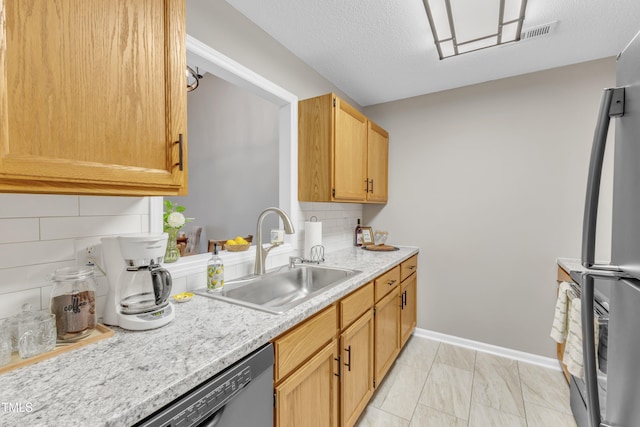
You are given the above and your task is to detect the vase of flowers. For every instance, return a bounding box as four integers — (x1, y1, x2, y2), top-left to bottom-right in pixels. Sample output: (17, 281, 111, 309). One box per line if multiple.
(163, 200, 192, 263)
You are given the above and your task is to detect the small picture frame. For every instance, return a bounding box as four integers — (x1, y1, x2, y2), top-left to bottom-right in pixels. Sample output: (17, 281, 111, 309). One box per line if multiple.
(360, 227, 374, 246)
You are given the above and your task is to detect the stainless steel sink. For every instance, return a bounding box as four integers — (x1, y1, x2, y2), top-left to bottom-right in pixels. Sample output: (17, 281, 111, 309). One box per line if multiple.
(194, 264, 362, 314)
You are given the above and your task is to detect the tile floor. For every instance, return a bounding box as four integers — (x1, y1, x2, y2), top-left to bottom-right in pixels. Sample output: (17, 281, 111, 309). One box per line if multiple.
(356, 335, 577, 427)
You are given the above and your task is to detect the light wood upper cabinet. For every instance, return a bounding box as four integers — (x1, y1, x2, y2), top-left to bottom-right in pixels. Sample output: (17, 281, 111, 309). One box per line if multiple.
(366, 121, 388, 203)
(0, 0, 188, 196)
(334, 97, 368, 201)
(298, 93, 388, 204)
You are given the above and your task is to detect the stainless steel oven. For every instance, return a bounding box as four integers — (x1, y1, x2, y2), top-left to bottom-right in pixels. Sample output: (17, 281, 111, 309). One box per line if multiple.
(135, 343, 273, 427)
(568, 275, 609, 427)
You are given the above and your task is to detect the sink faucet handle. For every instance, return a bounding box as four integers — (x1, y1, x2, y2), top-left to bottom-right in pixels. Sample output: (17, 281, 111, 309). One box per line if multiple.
(289, 256, 304, 268)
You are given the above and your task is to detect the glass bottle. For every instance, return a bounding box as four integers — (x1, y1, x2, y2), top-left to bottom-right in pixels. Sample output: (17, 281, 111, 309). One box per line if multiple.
(355, 218, 363, 247)
(50, 267, 97, 342)
(207, 243, 225, 292)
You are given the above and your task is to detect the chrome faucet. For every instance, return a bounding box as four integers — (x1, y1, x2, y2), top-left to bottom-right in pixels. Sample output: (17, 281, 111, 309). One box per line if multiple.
(254, 207, 295, 275)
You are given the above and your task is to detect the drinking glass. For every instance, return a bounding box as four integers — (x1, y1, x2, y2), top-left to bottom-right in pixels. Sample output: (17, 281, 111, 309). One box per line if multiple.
(0, 325, 11, 367)
(18, 313, 56, 359)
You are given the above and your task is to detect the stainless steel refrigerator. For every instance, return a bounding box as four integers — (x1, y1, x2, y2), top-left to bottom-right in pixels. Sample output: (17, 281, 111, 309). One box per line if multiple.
(570, 28, 640, 427)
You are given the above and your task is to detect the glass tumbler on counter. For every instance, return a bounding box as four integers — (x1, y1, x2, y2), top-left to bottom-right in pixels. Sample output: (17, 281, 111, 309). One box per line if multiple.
(0, 325, 11, 366)
(50, 267, 97, 342)
(17, 313, 56, 359)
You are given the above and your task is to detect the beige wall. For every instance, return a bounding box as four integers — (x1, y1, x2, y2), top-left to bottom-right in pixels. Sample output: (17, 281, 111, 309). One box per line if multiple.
(363, 58, 617, 358)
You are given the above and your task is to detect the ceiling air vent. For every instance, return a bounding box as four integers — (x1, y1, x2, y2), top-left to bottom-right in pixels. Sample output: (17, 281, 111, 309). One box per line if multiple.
(520, 21, 558, 41)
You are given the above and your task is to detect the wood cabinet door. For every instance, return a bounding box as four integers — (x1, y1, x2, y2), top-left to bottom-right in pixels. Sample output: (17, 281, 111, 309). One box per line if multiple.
(333, 97, 367, 201)
(276, 340, 339, 427)
(340, 309, 374, 427)
(374, 286, 400, 385)
(400, 273, 417, 347)
(0, 0, 187, 195)
(366, 121, 388, 203)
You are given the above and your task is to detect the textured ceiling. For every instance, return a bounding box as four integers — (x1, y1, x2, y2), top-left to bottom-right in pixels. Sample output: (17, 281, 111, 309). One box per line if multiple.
(225, 0, 640, 106)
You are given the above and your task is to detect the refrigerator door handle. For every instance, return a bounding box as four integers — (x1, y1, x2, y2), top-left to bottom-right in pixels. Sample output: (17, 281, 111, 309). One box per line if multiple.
(582, 87, 625, 271)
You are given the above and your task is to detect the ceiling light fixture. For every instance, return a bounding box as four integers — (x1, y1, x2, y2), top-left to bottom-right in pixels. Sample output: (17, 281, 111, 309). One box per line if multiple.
(422, 0, 528, 59)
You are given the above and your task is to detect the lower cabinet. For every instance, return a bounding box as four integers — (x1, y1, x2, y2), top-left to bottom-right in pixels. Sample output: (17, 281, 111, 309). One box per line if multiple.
(374, 286, 401, 385)
(400, 272, 417, 347)
(275, 339, 339, 427)
(273, 255, 418, 427)
(340, 307, 374, 427)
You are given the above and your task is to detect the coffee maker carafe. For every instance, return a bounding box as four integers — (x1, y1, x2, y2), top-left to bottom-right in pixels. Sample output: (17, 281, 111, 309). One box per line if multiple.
(102, 233, 175, 330)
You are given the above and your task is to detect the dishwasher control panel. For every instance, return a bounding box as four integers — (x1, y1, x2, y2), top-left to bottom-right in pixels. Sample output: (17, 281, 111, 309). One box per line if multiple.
(171, 367, 251, 427)
(135, 343, 274, 427)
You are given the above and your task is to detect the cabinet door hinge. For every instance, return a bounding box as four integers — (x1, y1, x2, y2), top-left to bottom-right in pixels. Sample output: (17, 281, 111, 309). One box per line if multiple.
(373, 307, 376, 317)
(373, 379, 376, 388)
(332, 188, 336, 197)
(273, 391, 277, 408)
(333, 97, 336, 107)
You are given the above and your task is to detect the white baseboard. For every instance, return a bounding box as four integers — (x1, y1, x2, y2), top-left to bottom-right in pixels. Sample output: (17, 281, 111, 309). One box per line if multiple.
(413, 328, 562, 371)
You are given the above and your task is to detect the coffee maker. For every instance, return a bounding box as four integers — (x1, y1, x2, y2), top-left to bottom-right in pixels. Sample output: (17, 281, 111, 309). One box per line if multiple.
(102, 233, 175, 330)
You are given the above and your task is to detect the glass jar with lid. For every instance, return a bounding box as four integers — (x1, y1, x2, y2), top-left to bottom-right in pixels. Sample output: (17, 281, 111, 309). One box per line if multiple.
(49, 267, 97, 342)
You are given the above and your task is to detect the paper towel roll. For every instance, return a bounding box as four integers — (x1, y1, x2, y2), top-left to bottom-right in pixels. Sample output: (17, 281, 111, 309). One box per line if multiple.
(304, 221, 322, 259)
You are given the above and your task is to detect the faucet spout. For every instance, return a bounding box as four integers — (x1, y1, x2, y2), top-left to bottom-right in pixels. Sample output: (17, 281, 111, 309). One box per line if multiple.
(254, 207, 295, 275)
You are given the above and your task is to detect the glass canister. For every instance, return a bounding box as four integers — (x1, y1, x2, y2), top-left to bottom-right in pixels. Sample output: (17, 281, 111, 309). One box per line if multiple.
(50, 267, 97, 342)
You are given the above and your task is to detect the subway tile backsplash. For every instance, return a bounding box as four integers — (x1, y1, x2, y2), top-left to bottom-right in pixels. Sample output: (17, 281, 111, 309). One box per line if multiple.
(0, 195, 363, 320)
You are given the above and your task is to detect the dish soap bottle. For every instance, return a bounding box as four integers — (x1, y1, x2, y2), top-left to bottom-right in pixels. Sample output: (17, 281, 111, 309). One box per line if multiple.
(207, 243, 224, 292)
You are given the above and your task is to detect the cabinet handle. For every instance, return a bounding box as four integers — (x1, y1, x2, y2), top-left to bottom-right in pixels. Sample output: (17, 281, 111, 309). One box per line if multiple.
(174, 134, 184, 171)
(387, 279, 397, 287)
(344, 346, 352, 372)
(334, 356, 341, 378)
(369, 179, 374, 193)
(403, 290, 407, 308)
(364, 178, 369, 193)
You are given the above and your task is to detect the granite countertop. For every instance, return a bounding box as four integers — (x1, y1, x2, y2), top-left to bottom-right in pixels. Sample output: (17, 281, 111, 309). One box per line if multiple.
(557, 258, 584, 273)
(0, 246, 418, 427)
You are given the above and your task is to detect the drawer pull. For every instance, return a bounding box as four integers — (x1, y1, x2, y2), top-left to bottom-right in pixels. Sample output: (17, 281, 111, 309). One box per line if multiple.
(408, 265, 416, 271)
(344, 346, 352, 372)
(387, 279, 397, 286)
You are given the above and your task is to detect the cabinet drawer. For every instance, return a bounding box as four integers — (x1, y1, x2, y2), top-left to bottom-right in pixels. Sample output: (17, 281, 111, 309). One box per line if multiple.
(374, 266, 400, 302)
(340, 282, 373, 330)
(400, 255, 418, 282)
(274, 305, 337, 382)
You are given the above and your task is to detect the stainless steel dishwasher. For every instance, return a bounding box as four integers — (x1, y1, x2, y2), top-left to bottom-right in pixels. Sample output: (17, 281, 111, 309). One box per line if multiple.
(135, 343, 273, 427)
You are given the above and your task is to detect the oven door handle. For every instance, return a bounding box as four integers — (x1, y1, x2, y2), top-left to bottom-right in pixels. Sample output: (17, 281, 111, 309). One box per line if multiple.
(580, 272, 602, 427)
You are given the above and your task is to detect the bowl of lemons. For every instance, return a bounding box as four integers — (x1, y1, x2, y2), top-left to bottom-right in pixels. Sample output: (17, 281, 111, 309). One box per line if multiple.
(225, 236, 251, 252)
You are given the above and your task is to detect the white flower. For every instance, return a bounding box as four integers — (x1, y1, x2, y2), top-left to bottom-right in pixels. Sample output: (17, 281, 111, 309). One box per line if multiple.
(167, 212, 186, 228)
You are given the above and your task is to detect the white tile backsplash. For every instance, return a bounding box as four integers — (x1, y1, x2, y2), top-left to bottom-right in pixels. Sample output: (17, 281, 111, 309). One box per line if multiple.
(0, 194, 79, 218)
(0, 240, 75, 270)
(40, 215, 143, 240)
(0, 195, 150, 319)
(79, 196, 149, 216)
(0, 218, 40, 243)
(0, 195, 362, 319)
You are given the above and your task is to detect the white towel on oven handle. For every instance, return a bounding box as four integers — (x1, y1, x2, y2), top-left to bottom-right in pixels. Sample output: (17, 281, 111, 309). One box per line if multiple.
(550, 281, 572, 343)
